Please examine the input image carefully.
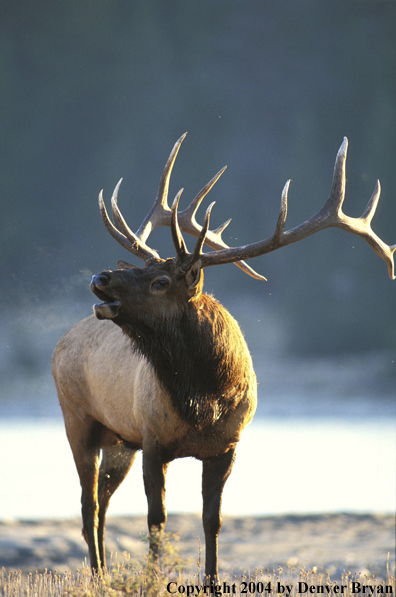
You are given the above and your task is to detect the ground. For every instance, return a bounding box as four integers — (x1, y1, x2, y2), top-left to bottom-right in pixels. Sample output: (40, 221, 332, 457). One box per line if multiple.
(0, 513, 394, 581)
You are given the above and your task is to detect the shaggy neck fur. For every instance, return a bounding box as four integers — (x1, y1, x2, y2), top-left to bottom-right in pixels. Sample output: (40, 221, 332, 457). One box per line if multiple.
(117, 294, 253, 429)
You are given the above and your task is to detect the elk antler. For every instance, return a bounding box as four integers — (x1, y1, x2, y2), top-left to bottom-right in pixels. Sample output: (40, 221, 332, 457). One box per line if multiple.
(170, 187, 216, 271)
(99, 135, 395, 280)
(98, 133, 266, 280)
(195, 138, 395, 280)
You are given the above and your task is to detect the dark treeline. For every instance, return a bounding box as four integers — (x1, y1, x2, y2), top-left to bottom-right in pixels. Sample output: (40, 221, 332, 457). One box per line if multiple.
(1, 2, 395, 377)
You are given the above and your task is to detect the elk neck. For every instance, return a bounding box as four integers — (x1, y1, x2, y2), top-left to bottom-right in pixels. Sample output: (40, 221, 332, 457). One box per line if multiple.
(116, 292, 254, 429)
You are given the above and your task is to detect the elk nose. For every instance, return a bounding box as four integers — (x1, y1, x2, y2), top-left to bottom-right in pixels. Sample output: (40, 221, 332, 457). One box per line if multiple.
(91, 272, 111, 288)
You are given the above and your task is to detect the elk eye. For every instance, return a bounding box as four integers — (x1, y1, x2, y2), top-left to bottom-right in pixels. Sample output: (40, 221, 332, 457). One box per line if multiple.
(150, 277, 171, 293)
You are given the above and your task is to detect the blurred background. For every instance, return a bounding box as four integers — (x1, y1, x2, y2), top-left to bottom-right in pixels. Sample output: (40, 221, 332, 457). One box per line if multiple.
(0, 2, 394, 520)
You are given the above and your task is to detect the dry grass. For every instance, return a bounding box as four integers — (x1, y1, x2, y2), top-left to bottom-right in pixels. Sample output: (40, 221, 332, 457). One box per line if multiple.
(0, 533, 394, 597)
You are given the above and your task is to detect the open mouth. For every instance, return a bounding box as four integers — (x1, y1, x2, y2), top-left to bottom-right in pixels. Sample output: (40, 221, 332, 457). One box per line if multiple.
(91, 279, 121, 320)
(91, 283, 113, 303)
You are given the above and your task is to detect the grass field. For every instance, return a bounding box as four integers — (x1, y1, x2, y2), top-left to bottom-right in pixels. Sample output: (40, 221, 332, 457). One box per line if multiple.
(0, 550, 394, 597)
(0, 517, 394, 597)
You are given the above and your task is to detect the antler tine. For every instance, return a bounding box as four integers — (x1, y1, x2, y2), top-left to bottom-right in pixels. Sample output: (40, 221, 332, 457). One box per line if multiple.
(98, 187, 132, 252)
(178, 167, 227, 224)
(98, 183, 159, 261)
(171, 189, 188, 262)
(323, 139, 395, 279)
(171, 167, 231, 246)
(110, 180, 160, 260)
(136, 133, 188, 243)
(339, 180, 395, 279)
(212, 219, 232, 235)
(198, 137, 395, 280)
(190, 201, 216, 264)
(360, 180, 381, 223)
(177, 167, 232, 247)
(272, 180, 289, 243)
(323, 136, 348, 216)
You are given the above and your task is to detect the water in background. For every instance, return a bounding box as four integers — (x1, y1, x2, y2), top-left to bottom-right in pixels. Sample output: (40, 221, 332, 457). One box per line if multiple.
(0, 416, 394, 520)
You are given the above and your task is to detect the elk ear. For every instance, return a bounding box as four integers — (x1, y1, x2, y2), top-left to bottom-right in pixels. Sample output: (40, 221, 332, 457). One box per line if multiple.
(117, 260, 135, 270)
(186, 259, 204, 297)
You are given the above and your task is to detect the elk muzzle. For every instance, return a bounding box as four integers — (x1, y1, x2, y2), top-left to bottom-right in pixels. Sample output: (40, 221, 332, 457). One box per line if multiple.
(91, 272, 121, 320)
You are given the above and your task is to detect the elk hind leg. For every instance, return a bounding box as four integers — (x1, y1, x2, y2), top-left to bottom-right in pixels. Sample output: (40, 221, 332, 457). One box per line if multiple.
(64, 417, 103, 571)
(97, 441, 138, 568)
(202, 447, 236, 581)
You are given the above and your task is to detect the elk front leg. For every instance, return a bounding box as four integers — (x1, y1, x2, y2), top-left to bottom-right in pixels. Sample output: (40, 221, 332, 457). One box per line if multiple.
(142, 449, 169, 565)
(98, 443, 138, 569)
(202, 447, 236, 581)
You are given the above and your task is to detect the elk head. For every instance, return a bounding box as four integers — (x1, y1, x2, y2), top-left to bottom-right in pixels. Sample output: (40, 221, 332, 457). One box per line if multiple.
(91, 183, 216, 322)
(91, 255, 205, 324)
(91, 133, 395, 321)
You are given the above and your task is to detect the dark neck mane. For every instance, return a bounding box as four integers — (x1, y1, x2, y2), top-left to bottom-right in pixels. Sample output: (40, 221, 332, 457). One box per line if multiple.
(118, 294, 253, 428)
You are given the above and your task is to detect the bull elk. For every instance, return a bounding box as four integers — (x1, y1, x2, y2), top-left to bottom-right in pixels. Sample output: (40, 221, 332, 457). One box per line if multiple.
(52, 133, 395, 579)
